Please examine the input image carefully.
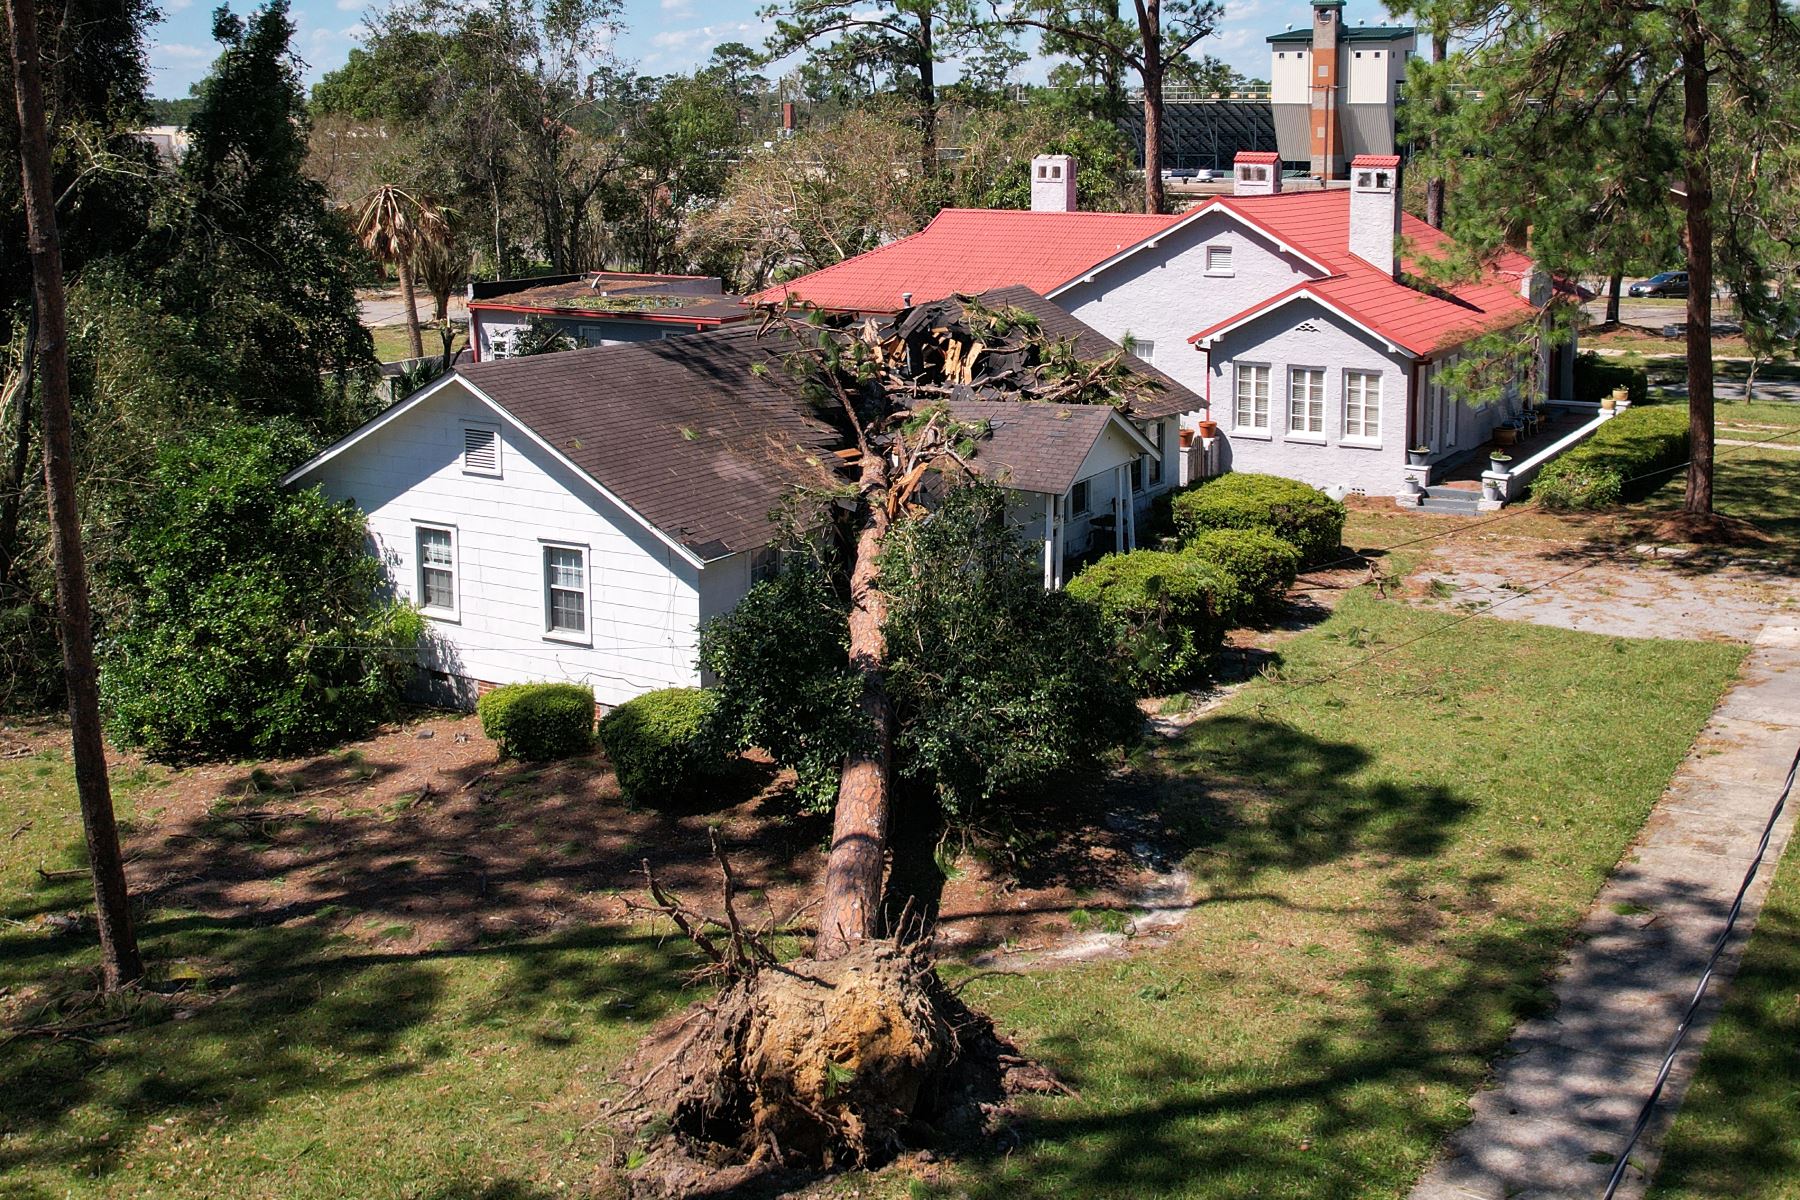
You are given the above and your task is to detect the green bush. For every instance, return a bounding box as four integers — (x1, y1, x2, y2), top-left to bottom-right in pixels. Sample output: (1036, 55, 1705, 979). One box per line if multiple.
(478, 682, 596, 761)
(1183, 528, 1302, 620)
(1065, 549, 1242, 694)
(596, 687, 725, 803)
(1572, 351, 1649, 407)
(1531, 404, 1690, 510)
(103, 424, 420, 760)
(1171, 472, 1347, 566)
(699, 563, 864, 811)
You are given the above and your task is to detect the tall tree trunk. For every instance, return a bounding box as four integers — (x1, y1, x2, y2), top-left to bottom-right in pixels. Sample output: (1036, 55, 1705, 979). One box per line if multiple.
(917, 7, 937, 180)
(1605, 269, 1624, 325)
(6, 0, 144, 990)
(1139, 0, 1164, 214)
(814, 455, 896, 961)
(0, 310, 36, 589)
(1680, 15, 1714, 516)
(397, 256, 424, 360)
(1424, 30, 1448, 228)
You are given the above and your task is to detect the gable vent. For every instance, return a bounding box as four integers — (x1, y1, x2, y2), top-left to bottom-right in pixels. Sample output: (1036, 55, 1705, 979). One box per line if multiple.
(463, 425, 501, 476)
(1296, 321, 1321, 333)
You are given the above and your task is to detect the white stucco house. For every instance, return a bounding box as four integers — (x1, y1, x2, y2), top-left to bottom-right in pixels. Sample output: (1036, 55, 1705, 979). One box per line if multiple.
(282, 293, 1188, 708)
(759, 151, 1580, 506)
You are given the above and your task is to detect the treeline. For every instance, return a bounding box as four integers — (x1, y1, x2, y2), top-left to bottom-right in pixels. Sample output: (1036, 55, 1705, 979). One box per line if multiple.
(1, 0, 396, 721)
(295, 0, 1260, 293)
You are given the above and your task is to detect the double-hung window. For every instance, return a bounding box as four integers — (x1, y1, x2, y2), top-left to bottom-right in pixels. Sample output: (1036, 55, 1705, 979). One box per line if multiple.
(1288, 367, 1325, 437)
(1343, 370, 1383, 441)
(1148, 421, 1165, 485)
(543, 544, 589, 639)
(416, 525, 458, 620)
(1234, 364, 1271, 432)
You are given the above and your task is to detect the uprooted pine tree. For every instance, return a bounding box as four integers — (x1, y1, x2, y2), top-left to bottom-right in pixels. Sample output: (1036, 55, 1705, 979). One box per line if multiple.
(608, 295, 1158, 1195)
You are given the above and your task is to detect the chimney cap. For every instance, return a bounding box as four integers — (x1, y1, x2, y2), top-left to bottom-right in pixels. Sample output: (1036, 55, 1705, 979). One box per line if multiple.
(1350, 154, 1402, 169)
(1234, 151, 1281, 164)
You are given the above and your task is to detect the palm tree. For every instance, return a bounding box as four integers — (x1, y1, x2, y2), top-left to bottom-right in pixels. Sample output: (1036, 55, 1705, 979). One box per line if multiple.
(351, 185, 448, 360)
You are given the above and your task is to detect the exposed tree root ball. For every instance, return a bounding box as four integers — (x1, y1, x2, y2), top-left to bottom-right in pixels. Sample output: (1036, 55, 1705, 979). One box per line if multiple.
(609, 940, 1063, 1197)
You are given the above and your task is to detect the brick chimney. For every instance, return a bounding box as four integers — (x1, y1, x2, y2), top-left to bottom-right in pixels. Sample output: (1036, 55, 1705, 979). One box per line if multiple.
(1348, 154, 1401, 277)
(1031, 154, 1077, 212)
(1308, 0, 1345, 178)
(1233, 151, 1282, 196)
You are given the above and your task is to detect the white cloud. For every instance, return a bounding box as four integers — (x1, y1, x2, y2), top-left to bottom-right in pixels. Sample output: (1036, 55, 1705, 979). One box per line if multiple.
(659, 0, 693, 15)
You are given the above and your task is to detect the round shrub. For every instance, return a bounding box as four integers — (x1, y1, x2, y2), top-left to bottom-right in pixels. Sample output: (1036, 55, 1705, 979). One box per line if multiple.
(1065, 549, 1243, 695)
(478, 682, 596, 761)
(597, 687, 726, 803)
(1183, 528, 1302, 620)
(1171, 472, 1346, 566)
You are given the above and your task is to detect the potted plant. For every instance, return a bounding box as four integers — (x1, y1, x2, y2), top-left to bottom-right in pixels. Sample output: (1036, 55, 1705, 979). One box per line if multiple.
(1407, 445, 1431, 467)
(1195, 418, 1219, 439)
(1494, 425, 1518, 447)
(1179, 427, 1196, 449)
(1488, 450, 1513, 474)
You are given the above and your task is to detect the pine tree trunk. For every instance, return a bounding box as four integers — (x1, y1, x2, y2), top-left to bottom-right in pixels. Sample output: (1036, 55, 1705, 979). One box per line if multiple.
(1606, 270, 1624, 325)
(6, 0, 144, 990)
(1140, 2, 1165, 215)
(398, 257, 424, 360)
(814, 455, 895, 961)
(1424, 31, 1448, 229)
(1680, 14, 1714, 517)
(917, 7, 937, 180)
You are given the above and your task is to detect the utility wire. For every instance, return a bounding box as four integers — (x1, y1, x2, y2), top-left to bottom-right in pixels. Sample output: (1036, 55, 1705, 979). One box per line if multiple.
(1601, 743, 1800, 1200)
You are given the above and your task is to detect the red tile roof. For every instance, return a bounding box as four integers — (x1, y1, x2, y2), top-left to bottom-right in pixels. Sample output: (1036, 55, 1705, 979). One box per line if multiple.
(1351, 154, 1402, 169)
(1190, 191, 1538, 356)
(1234, 151, 1281, 163)
(753, 208, 1187, 313)
(762, 190, 1540, 359)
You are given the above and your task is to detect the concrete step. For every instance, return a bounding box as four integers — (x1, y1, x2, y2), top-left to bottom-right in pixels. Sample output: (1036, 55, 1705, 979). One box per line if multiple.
(1423, 484, 1481, 501)
(1419, 493, 1483, 515)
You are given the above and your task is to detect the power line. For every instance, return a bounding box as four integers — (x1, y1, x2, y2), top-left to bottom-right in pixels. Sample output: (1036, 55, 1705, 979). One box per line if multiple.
(1602, 743, 1800, 1200)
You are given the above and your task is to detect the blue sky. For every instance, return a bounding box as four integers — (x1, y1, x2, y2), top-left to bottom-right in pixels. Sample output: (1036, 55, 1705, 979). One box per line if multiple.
(145, 0, 1403, 100)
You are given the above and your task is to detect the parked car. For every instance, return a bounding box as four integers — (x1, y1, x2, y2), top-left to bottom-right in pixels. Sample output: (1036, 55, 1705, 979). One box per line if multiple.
(1629, 271, 1689, 298)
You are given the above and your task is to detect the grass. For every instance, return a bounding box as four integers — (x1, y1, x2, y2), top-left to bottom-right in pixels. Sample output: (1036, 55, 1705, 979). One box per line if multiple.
(369, 322, 465, 365)
(0, 744, 703, 1199)
(1650, 846, 1800, 1198)
(0, 591, 1746, 1198)
(923, 588, 1741, 1199)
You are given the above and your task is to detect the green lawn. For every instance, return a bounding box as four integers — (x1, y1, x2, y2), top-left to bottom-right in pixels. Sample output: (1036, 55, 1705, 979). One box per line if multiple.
(0, 591, 1745, 1199)
(369, 322, 465, 365)
(0, 747, 704, 1199)
(1651, 843, 1800, 1198)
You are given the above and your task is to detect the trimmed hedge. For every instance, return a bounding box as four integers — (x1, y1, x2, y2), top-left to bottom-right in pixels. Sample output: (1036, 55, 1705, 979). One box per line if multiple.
(478, 682, 596, 761)
(1531, 404, 1690, 510)
(1183, 528, 1302, 619)
(597, 687, 726, 803)
(1572, 351, 1649, 407)
(1171, 472, 1346, 566)
(1065, 550, 1243, 695)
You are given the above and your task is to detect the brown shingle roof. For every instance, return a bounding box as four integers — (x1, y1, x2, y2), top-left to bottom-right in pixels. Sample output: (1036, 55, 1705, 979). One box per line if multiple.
(945, 401, 1132, 496)
(471, 276, 752, 325)
(971, 286, 1201, 421)
(456, 328, 842, 560)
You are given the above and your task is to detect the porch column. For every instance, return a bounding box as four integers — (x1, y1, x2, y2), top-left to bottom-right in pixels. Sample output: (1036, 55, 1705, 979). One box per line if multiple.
(1123, 465, 1136, 549)
(1053, 493, 1066, 588)
(1113, 466, 1126, 553)
(1042, 492, 1057, 589)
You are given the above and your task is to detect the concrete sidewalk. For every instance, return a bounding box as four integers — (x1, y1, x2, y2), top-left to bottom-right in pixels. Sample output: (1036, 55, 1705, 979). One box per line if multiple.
(1411, 621, 1800, 1200)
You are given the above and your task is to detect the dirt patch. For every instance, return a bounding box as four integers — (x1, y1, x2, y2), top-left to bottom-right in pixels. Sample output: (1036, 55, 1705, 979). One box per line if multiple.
(1403, 535, 1797, 641)
(5, 713, 1182, 968)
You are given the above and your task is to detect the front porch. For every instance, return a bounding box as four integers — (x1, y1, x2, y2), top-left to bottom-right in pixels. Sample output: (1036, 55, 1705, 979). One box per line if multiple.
(1401, 401, 1626, 513)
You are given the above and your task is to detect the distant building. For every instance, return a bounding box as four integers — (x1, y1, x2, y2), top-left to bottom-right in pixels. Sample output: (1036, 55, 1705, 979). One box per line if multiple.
(1268, 0, 1415, 178)
(136, 125, 191, 162)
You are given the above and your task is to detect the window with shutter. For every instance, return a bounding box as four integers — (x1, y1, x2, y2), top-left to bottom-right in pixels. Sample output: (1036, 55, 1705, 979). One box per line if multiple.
(462, 425, 501, 476)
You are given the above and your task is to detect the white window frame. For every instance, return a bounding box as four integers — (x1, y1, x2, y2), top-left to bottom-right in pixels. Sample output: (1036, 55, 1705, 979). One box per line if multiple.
(1148, 420, 1165, 486)
(1233, 363, 1272, 437)
(1131, 338, 1156, 363)
(1288, 366, 1327, 441)
(541, 541, 591, 645)
(415, 523, 459, 622)
(461, 422, 502, 478)
(1342, 369, 1383, 445)
(1204, 244, 1235, 277)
